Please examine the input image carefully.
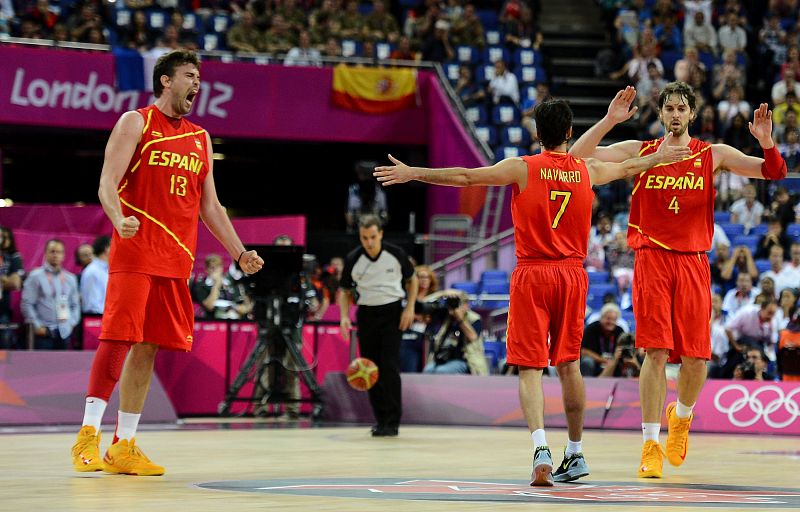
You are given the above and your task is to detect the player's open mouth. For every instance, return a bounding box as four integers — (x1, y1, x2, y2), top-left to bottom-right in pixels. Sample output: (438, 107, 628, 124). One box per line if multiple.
(186, 91, 198, 105)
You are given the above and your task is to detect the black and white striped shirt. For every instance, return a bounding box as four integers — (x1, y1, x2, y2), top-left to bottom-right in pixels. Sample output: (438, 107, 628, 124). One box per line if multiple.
(340, 243, 414, 306)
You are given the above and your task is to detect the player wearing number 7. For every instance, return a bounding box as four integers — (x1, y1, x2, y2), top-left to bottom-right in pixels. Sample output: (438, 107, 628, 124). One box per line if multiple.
(374, 99, 690, 486)
(569, 82, 787, 479)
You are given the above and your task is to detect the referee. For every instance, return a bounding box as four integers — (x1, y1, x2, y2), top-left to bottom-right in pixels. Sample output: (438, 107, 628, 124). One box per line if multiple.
(339, 214, 418, 437)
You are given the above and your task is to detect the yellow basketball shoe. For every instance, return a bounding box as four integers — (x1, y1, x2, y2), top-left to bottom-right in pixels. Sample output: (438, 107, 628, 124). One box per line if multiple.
(637, 440, 664, 478)
(71, 425, 103, 472)
(102, 438, 165, 476)
(665, 401, 692, 467)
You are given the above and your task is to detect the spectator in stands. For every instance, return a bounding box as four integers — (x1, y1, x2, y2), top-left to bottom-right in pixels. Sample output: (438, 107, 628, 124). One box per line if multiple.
(726, 299, 779, 359)
(769, 186, 797, 228)
(722, 271, 760, 316)
(451, 3, 484, 48)
(323, 36, 341, 57)
(584, 236, 605, 272)
(152, 25, 180, 51)
(755, 215, 793, 260)
(610, 43, 663, 84)
(712, 49, 746, 101)
(654, 15, 682, 53)
(421, 19, 454, 62)
(606, 231, 634, 294)
(674, 47, 707, 92)
(580, 302, 625, 377)
(390, 36, 417, 60)
(729, 183, 764, 233)
(636, 62, 667, 104)
(346, 160, 388, 232)
(121, 9, 154, 50)
(692, 103, 719, 142)
(263, 14, 295, 54)
(733, 346, 776, 381)
(585, 294, 631, 332)
(772, 74, 800, 106)
(779, 126, 800, 171)
(780, 243, 800, 285)
(589, 211, 617, 250)
(709, 292, 730, 375)
(80, 236, 110, 315)
(760, 275, 778, 301)
(488, 59, 519, 105)
(722, 114, 756, 161)
(773, 91, 800, 126)
(776, 287, 797, 329)
(191, 254, 252, 319)
(361, 39, 377, 60)
(227, 9, 264, 54)
(455, 65, 485, 106)
(22, 239, 80, 350)
(759, 14, 788, 76)
(364, 0, 400, 43)
(423, 290, 487, 375)
(712, 223, 731, 254)
(65, 3, 103, 44)
(781, 45, 800, 81)
(18, 18, 43, 39)
(168, 11, 198, 50)
(634, 86, 666, 139)
(684, 11, 717, 56)
(310, 0, 338, 31)
(774, 109, 799, 144)
(0, 227, 23, 349)
(762, 245, 792, 292)
(278, 0, 307, 29)
(717, 12, 747, 55)
(284, 30, 322, 66)
(711, 242, 737, 293)
(503, 4, 541, 51)
(339, 0, 366, 41)
(717, 88, 750, 132)
(74, 243, 93, 278)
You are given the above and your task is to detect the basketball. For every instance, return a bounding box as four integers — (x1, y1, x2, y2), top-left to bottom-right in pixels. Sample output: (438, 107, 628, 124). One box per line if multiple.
(346, 358, 379, 391)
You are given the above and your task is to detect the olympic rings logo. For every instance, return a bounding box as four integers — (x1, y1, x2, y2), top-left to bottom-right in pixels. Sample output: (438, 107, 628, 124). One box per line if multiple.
(713, 384, 800, 429)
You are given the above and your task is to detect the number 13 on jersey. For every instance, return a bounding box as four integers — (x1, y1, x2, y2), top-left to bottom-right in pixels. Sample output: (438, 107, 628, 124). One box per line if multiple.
(549, 190, 572, 229)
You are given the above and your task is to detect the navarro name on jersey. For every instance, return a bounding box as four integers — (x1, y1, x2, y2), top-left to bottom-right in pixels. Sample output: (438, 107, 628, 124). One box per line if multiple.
(148, 150, 205, 175)
(539, 168, 581, 183)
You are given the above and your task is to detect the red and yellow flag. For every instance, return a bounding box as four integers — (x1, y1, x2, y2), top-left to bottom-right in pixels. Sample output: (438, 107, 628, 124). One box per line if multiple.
(331, 64, 417, 114)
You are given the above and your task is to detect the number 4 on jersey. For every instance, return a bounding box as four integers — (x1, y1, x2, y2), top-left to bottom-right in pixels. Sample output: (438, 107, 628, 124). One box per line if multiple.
(549, 190, 572, 229)
(668, 196, 680, 214)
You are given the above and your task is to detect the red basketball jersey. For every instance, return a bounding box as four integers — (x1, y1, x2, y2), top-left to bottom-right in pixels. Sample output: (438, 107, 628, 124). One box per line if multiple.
(109, 105, 210, 278)
(628, 138, 715, 252)
(513, 152, 594, 260)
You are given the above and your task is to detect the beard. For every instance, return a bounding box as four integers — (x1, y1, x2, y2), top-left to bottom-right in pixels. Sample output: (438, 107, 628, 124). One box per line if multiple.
(664, 120, 689, 137)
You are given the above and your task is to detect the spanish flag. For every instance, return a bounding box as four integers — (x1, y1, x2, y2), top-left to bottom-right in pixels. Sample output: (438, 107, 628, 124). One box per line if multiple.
(331, 64, 417, 114)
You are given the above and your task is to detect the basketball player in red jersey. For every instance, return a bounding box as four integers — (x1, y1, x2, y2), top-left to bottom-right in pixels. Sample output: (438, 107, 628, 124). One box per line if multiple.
(374, 100, 690, 486)
(71, 50, 264, 476)
(570, 82, 786, 479)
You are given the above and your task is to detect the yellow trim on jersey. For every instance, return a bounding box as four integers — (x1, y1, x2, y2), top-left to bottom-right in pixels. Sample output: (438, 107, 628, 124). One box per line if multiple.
(638, 140, 659, 156)
(141, 109, 153, 135)
(130, 129, 207, 174)
(628, 222, 673, 250)
(651, 144, 711, 168)
(118, 197, 195, 262)
(632, 180, 642, 196)
(117, 179, 129, 194)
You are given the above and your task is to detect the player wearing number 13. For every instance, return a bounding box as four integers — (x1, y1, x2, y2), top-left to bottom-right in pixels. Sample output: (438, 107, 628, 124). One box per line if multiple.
(70, 50, 264, 476)
(374, 99, 690, 486)
(570, 82, 788, 479)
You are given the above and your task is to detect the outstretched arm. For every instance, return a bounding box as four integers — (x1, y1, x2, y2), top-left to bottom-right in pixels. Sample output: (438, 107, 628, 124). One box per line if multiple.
(713, 103, 787, 180)
(569, 86, 642, 161)
(587, 132, 693, 185)
(373, 154, 527, 188)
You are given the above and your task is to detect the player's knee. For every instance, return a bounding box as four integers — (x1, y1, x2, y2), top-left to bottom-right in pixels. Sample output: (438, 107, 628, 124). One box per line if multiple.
(645, 348, 669, 366)
(555, 360, 580, 378)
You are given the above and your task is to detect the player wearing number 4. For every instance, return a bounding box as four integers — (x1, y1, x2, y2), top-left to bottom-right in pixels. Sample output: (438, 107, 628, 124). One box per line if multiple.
(71, 50, 264, 476)
(374, 99, 691, 486)
(570, 82, 787, 479)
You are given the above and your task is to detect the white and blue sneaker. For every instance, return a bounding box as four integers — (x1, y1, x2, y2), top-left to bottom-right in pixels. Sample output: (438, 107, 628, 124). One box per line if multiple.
(530, 446, 554, 486)
(553, 449, 590, 482)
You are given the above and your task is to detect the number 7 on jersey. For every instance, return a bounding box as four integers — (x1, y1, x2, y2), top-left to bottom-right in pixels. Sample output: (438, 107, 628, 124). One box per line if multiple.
(549, 190, 572, 229)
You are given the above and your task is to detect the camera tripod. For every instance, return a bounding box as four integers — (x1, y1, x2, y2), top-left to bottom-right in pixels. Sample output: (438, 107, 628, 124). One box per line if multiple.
(218, 295, 323, 417)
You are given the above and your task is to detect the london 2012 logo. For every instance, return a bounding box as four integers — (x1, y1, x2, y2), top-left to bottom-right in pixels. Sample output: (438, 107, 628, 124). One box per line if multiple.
(714, 384, 800, 429)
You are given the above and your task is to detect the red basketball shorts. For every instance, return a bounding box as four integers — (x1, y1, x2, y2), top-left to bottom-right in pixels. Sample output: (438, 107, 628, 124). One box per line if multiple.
(632, 248, 712, 363)
(506, 260, 588, 368)
(100, 272, 195, 352)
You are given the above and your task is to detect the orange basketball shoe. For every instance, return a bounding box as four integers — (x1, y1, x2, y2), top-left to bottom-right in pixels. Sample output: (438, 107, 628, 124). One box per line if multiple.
(71, 425, 103, 472)
(665, 401, 692, 466)
(102, 438, 165, 476)
(637, 440, 664, 478)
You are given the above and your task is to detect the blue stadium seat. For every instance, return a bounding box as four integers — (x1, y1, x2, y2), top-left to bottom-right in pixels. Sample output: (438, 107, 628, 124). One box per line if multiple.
(491, 105, 520, 125)
(147, 10, 167, 30)
(500, 126, 531, 147)
(621, 311, 636, 332)
(398, 0, 421, 7)
(514, 65, 543, 85)
(660, 50, 682, 80)
(787, 224, 800, 239)
(115, 9, 131, 27)
(485, 30, 501, 46)
(357, 3, 373, 15)
(182, 12, 199, 31)
(375, 42, 393, 60)
(475, 64, 496, 83)
(452, 281, 479, 294)
(495, 146, 523, 161)
(474, 125, 497, 146)
(208, 14, 231, 33)
(513, 48, 539, 67)
(586, 284, 618, 311)
(482, 280, 510, 294)
(732, 234, 759, 253)
(587, 270, 610, 284)
(720, 222, 744, 238)
(755, 259, 772, 274)
(714, 211, 730, 223)
(455, 45, 480, 65)
(476, 9, 499, 30)
(483, 340, 507, 371)
(482, 45, 510, 65)
(465, 105, 488, 125)
(481, 270, 508, 282)
(522, 85, 537, 101)
(341, 39, 362, 58)
(203, 33, 219, 51)
(750, 224, 769, 237)
(443, 61, 460, 83)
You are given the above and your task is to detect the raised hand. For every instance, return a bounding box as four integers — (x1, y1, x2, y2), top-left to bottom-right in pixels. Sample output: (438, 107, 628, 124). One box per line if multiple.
(748, 103, 774, 147)
(373, 154, 414, 186)
(654, 132, 692, 164)
(606, 86, 639, 124)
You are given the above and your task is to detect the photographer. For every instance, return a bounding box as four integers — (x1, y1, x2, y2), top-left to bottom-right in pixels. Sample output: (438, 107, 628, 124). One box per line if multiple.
(192, 254, 253, 320)
(733, 346, 775, 381)
(580, 303, 625, 377)
(421, 290, 488, 375)
(597, 334, 641, 378)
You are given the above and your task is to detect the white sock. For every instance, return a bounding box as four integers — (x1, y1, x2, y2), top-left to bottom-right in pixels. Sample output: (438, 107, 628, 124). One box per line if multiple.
(82, 397, 107, 432)
(116, 411, 141, 442)
(675, 400, 694, 419)
(531, 429, 547, 450)
(565, 440, 583, 457)
(642, 423, 660, 442)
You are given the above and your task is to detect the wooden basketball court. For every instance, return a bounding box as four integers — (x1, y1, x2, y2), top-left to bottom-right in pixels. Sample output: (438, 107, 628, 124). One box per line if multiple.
(1, 421, 798, 511)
